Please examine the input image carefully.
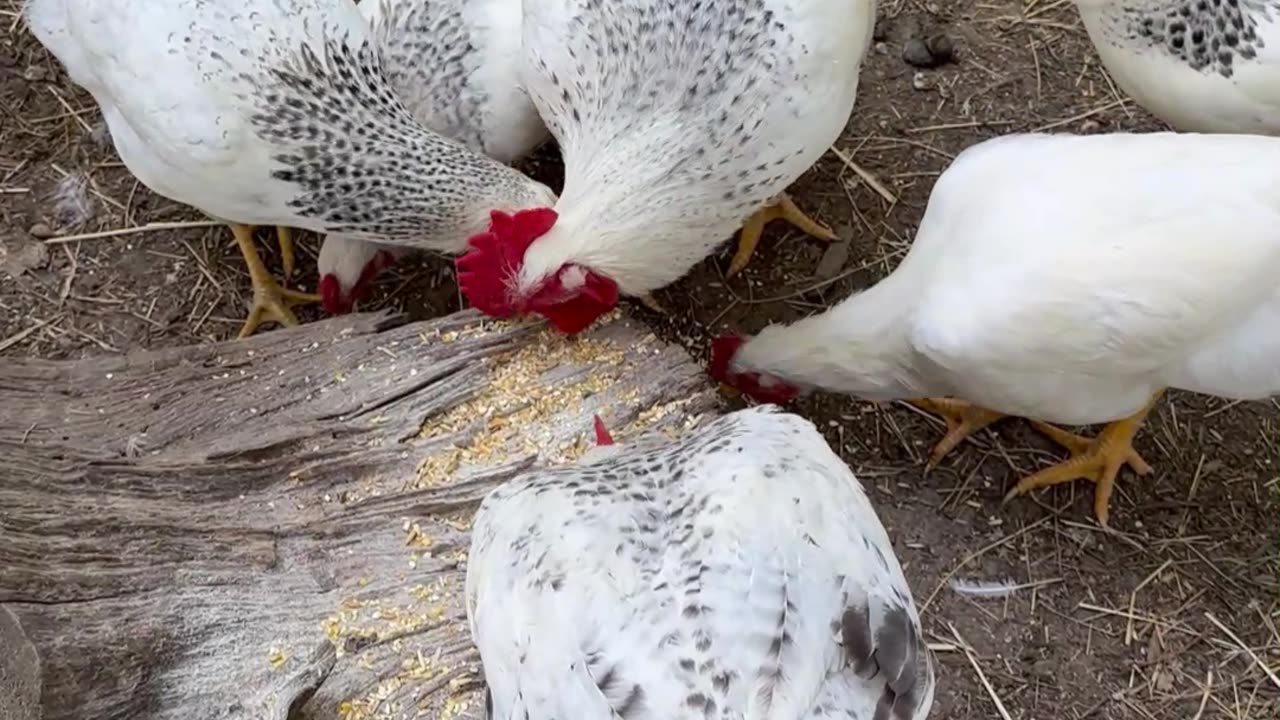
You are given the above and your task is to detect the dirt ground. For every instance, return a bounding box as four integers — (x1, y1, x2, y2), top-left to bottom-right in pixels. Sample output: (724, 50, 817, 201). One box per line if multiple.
(2, 0, 1277, 718)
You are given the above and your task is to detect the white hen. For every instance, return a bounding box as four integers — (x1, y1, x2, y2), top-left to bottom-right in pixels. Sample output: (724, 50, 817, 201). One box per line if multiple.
(455, 0, 877, 335)
(466, 406, 935, 720)
(316, 0, 552, 314)
(1074, 0, 1280, 133)
(24, 0, 554, 337)
(712, 132, 1280, 526)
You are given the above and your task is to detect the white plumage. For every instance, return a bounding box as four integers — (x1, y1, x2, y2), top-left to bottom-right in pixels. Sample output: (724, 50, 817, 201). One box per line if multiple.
(466, 406, 934, 720)
(714, 132, 1280, 524)
(1074, 0, 1280, 134)
(24, 0, 553, 335)
(455, 0, 877, 335)
(516, 0, 875, 292)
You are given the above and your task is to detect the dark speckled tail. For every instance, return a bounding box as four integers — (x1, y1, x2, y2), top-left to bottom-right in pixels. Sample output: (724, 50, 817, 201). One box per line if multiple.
(842, 601, 929, 720)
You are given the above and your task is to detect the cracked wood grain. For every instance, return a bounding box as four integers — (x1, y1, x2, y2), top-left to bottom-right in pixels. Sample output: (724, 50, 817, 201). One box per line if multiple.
(0, 309, 718, 720)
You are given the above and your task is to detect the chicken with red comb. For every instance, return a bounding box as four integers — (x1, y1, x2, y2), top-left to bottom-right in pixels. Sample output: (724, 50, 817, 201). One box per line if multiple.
(455, 0, 876, 336)
(705, 131, 1280, 529)
(456, 208, 619, 334)
(316, 0, 554, 316)
(317, 241, 413, 314)
(709, 335, 801, 405)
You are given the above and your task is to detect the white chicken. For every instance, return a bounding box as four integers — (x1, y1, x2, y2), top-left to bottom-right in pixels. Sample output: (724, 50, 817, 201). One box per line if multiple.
(316, 0, 551, 314)
(24, 0, 555, 337)
(711, 131, 1280, 526)
(466, 406, 935, 720)
(1074, 0, 1280, 133)
(455, 0, 878, 335)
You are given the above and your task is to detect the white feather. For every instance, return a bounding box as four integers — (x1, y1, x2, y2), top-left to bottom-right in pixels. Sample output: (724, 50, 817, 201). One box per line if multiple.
(948, 578, 1023, 600)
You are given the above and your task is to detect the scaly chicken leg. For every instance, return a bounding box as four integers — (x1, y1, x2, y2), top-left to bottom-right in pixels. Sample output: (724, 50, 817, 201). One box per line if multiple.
(1004, 392, 1161, 527)
(727, 193, 838, 277)
(637, 293, 666, 314)
(908, 398, 1008, 469)
(275, 225, 298, 281)
(230, 223, 320, 339)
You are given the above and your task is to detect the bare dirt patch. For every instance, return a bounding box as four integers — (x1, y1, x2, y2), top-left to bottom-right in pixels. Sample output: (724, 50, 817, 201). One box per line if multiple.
(2, 0, 1276, 718)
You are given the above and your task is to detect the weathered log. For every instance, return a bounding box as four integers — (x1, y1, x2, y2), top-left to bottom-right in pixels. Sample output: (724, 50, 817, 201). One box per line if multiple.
(0, 309, 718, 720)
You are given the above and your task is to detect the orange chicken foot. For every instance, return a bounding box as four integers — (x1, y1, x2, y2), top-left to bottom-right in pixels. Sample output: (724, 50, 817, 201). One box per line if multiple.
(231, 223, 320, 339)
(727, 193, 838, 277)
(1004, 392, 1162, 527)
(908, 398, 1008, 469)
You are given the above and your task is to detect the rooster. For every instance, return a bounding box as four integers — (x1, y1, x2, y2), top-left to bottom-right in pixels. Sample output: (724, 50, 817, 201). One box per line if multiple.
(455, 0, 879, 335)
(316, 0, 552, 314)
(466, 406, 935, 719)
(711, 131, 1280, 527)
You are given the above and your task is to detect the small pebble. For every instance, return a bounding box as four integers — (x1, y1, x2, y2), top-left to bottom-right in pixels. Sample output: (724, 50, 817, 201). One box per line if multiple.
(903, 34, 956, 69)
(28, 222, 55, 239)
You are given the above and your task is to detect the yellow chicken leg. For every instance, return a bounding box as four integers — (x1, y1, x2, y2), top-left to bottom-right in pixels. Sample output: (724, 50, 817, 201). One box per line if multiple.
(230, 223, 320, 339)
(631, 293, 666, 314)
(908, 398, 1008, 469)
(275, 225, 297, 281)
(727, 193, 838, 277)
(1005, 392, 1162, 527)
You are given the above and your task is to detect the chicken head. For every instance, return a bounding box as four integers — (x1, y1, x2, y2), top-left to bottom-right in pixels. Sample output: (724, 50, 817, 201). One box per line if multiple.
(456, 208, 619, 335)
(318, 236, 407, 314)
(710, 334, 801, 405)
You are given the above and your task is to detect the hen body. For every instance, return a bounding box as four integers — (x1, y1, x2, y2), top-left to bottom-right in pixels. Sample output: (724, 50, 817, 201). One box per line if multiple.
(457, 0, 877, 334)
(25, 0, 552, 333)
(716, 132, 1280, 524)
(467, 406, 934, 720)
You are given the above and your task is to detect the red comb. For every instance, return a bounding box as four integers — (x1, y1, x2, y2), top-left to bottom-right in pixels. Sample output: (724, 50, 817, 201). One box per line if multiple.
(319, 274, 346, 314)
(456, 208, 559, 317)
(592, 415, 614, 446)
(319, 249, 400, 315)
(709, 333, 799, 405)
(709, 334, 746, 383)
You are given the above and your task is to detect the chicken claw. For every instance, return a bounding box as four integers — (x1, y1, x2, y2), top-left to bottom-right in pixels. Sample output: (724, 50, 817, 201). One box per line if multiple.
(1005, 392, 1162, 527)
(230, 223, 320, 339)
(728, 193, 838, 277)
(275, 225, 298, 281)
(908, 398, 1008, 469)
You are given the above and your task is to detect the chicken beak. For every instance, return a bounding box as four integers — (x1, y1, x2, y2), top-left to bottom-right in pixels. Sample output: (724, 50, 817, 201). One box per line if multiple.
(718, 383, 742, 398)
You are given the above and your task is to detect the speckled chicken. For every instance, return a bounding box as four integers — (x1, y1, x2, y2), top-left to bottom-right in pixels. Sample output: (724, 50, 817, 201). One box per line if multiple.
(316, 0, 552, 313)
(1074, 0, 1280, 133)
(24, 0, 554, 337)
(456, 0, 878, 335)
(466, 406, 935, 720)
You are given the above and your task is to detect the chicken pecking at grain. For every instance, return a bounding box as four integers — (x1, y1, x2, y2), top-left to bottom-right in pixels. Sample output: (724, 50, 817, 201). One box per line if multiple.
(24, 0, 554, 337)
(712, 131, 1280, 527)
(316, 0, 553, 314)
(455, 0, 878, 335)
(466, 406, 935, 720)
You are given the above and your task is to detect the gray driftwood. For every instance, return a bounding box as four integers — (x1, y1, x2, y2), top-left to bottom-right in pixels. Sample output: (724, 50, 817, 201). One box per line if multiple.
(0, 309, 718, 720)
